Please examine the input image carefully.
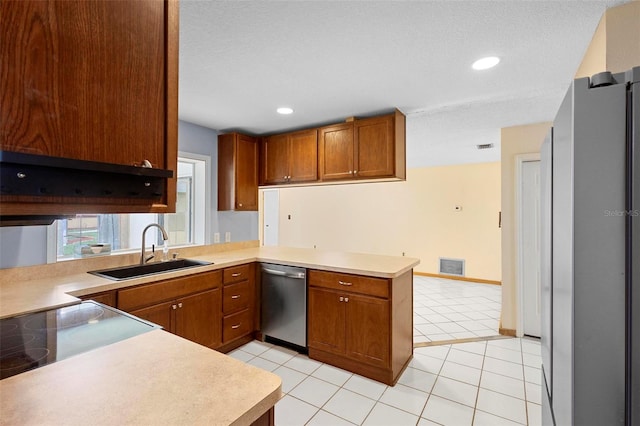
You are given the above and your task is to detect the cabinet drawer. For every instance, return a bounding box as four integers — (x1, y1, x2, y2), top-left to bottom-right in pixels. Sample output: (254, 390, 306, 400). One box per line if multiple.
(223, 309, 253, 343)
(223, 281, 250, 314)
(118, 270, 222, 311)
(223, 264, 251, 284)
(308, 270, 389, 298)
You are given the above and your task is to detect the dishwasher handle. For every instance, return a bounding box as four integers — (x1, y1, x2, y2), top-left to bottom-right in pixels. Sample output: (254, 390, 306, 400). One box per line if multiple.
(262, 267, 306, 279)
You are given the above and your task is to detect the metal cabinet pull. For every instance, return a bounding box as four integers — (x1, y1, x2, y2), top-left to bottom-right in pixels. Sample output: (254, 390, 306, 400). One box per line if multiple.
(172, 304, 177, 310)
(344, 297, 349, 302)
(178, 302, 183, 308)
(232, 273, 241, 277)
(338, 280, 353, 286)
(231, 324, 241, 329)
(231, 295, 240, 299)
(339, 296, 344, 302)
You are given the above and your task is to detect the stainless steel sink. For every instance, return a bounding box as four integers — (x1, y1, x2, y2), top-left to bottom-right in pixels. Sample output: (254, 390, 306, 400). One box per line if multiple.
(88, 259, 213, 281)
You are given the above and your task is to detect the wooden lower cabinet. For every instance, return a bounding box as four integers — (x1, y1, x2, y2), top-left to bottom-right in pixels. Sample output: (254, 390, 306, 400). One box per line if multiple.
(307, 269, 413, 385)
(128, 288, 222, 348)
(79, 290, 116, 308)
(118, 271, 223, 349)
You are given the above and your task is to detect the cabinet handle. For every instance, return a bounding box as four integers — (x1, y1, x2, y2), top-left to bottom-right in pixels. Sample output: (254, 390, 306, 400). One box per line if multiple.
(354, 170, 358, 175)
(348, 170, 353, 174)
(339, 296, 344, 302)
(231, 295, 240, 299)
(344, 297, 349, 302)
(232, 273, 241, 277)
(178, 302, 183, 308)
(172, 304, 177, 310)
(238, 203, 243, 207)
(338, 280, 353, 286)
(231, 324, 241, 329)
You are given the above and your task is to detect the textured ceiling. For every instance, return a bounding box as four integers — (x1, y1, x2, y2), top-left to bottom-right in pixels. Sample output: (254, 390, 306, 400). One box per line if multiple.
(179, 0, 629, 167)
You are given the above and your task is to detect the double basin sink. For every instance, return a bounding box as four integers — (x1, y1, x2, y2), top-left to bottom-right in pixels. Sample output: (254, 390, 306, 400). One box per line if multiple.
(89, 259, 212, 281)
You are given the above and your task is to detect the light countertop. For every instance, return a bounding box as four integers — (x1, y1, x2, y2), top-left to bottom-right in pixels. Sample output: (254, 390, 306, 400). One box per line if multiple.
(0, 330, 282, 426)
(0, 244, 418, 425)
(0, 245, 420, 319)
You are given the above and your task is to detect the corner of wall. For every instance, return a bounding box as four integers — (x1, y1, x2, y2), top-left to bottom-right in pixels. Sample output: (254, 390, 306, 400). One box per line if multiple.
(500, 122, 551, 331)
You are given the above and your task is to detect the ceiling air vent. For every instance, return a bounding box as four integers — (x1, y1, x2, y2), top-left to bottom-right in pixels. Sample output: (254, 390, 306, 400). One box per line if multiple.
(476, 143, 494, 150)
(439, 258, 465, 277)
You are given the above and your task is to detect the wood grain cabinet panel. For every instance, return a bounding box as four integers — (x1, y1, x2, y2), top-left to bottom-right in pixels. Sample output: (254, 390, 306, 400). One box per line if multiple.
(218, 133, 259, 211)
(318, 123, 355, 181)
(261, 134, 290, 185)
(354, 115, 395, 178)
(345, 294, 390, 368)
(318, 110, 406, 182)
(308, 287, 346, 353)
(261, 129, 318, 185)
(129, 301, 174, 332)
(174, 289, 222, 348)
(0, 0, 179, 215)
(308, 268, 413, 385)
(117, 270, 222, 349)
(79, 290, 116, 308)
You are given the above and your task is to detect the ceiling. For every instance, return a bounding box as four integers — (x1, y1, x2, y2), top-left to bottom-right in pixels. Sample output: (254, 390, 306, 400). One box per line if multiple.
(179, 0, 629, 167)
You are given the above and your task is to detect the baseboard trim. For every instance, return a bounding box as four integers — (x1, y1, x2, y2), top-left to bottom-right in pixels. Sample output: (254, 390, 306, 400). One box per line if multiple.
(499, 327, 517, 337)
(414, 272, 501, 286)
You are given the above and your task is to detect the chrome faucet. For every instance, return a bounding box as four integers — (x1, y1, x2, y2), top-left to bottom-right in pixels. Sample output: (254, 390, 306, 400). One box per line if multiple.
(140, 223, 169, 264)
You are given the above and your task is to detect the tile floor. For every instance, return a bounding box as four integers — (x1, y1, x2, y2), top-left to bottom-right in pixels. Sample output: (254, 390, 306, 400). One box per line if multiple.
(228, 275, 541, 425)
(413, 276, 502, 344)
(229, 337, 542, 426)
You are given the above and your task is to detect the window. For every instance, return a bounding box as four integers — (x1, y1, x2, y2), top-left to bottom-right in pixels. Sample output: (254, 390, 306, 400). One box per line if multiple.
(53, 155, 209, 260)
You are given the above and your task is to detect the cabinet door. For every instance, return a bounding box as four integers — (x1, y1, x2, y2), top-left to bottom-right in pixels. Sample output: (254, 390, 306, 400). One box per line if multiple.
(129, 301, 174, 332)
(175, 289, 222, 348)
(318, 123, 354, 181)
(235, 135, 258, 210)
(354, 115, 394, 178)
(0, 0, 172, 168)
(308, 287, 345, 354)
(289, 130, 318, 183)
(345, 294, 390, 368)
(262, 134, 290, 184)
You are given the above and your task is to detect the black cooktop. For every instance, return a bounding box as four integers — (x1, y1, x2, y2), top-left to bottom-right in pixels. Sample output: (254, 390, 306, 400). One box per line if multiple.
(0, 301, 158, 380)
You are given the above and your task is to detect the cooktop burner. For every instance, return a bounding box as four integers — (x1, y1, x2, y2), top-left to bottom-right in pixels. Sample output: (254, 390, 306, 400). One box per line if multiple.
(0, 301, 158, 380)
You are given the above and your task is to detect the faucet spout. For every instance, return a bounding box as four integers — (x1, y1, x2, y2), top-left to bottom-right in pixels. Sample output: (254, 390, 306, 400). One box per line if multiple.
(141, 223, 169, 264)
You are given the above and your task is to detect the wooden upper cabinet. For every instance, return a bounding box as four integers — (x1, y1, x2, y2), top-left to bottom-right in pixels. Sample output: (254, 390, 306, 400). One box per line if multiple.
(218, 133, 258, 211)
(319, 110, 406, 182)
(261, 129, 318, 185)
(262, 134, 290, 185)
(318, 123, 355, 181)
(0, 0, 179, 215)
(354, 115, 395, 178)
(288, 129, 318, 183)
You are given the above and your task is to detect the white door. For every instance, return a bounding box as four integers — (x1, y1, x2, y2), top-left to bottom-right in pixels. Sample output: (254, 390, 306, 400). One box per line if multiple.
(522, 160, 541, 337)
(263, 190, 279, 246)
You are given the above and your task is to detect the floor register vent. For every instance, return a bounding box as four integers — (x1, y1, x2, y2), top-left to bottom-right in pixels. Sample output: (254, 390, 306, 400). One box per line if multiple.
(439, 258, 465, 276)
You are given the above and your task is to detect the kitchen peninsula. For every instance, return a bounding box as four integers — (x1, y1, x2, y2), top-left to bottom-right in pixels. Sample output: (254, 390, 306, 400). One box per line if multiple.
(0, 244, 419, 424)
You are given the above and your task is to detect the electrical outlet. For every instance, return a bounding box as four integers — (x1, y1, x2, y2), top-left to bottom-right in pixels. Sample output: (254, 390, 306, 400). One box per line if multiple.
(213, 233, 220, 243)
(225, 232, 231, 242)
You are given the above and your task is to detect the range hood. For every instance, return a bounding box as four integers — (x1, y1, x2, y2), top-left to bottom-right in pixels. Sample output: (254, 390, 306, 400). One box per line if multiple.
(0, 151, 173, 226)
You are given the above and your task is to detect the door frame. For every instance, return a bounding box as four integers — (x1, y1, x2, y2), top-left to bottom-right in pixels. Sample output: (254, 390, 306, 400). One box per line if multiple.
(515, 153, 541, 337)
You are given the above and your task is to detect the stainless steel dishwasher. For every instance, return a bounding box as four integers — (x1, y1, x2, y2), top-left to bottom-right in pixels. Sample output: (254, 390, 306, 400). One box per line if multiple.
(260, 263, 307, 349)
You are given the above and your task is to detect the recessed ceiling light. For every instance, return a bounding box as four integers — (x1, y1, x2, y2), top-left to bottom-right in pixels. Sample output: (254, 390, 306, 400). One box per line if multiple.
(276, 107, 294, 115)
(472, 56, 500, 71)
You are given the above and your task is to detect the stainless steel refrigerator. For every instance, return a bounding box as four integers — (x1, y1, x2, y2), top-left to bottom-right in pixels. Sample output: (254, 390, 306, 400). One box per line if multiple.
(541, 66, 639, 426)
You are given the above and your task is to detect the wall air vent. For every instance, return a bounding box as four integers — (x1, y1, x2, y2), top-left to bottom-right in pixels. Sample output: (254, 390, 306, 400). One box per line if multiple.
(439, 258, 465, 276)
(476, 143, 494, 150)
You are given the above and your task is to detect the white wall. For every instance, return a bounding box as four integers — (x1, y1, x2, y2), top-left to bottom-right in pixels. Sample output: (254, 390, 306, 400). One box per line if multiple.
(273, 162, 502, 281)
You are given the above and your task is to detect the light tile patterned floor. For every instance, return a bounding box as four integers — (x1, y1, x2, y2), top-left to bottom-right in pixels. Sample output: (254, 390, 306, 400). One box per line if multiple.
(228, 275, 541, 425)
(413, 276, 502, 344)
(229, 338, 542, 426)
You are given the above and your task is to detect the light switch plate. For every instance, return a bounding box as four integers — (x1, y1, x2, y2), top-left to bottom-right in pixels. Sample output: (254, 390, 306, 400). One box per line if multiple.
(213, 233, 220, 243)
(225, 232, 231, 242)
